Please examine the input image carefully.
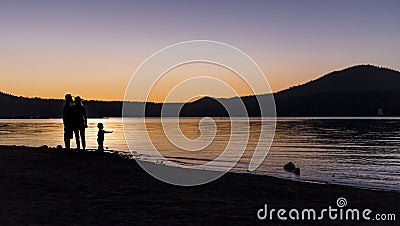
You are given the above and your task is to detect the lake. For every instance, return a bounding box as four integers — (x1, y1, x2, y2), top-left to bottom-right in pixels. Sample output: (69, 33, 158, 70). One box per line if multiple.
(0, 117, 399, 191)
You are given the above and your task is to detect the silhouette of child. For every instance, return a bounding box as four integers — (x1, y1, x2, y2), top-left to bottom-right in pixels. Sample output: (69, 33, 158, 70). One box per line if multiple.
(97, 123, 113, 151)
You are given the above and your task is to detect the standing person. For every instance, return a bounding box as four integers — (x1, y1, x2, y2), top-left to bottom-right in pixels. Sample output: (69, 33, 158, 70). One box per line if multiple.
(97, 123, 113, 151)
(72, 96, 88, 151)
(63, 94, 74, 150)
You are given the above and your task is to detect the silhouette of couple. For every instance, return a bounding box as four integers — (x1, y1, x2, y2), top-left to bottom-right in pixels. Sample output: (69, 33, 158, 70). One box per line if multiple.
(63, 94, 87, 151)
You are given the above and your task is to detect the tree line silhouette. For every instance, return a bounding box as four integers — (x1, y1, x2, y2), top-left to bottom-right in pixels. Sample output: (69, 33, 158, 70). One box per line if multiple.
(2, 65, 400, 118)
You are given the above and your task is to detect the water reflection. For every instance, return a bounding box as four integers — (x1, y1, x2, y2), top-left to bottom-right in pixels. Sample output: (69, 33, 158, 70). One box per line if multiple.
(0, 118, 399, 191)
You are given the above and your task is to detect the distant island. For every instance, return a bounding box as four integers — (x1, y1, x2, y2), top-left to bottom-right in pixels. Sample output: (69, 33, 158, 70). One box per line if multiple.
(1, 65, 400, 118)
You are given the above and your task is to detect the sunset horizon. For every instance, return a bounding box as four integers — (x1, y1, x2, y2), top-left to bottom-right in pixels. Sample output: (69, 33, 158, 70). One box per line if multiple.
(1, 1, 399, 225)
(2, 63, 399, 103)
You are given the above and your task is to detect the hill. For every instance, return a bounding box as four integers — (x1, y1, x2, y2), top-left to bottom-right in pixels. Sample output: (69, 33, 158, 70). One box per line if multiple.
(274, 65, 400, 116)
(1, 65, 400, 117)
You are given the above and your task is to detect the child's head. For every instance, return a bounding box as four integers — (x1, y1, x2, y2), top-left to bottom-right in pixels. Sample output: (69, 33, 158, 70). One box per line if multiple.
(97, 123, 104, 129)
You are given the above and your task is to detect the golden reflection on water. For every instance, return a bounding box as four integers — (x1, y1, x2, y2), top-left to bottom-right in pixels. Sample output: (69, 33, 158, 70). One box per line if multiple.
(1, 118, 400, 191)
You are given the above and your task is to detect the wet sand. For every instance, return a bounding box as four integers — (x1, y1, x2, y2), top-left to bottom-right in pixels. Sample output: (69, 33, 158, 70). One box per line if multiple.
(0, 145, 399, 225)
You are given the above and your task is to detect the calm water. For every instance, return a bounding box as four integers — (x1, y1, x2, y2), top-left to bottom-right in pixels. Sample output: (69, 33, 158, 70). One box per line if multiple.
(0, 118, 399, 191)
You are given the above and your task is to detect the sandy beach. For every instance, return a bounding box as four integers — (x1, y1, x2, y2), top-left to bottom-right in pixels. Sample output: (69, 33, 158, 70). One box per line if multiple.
(0, 145, 399, 225)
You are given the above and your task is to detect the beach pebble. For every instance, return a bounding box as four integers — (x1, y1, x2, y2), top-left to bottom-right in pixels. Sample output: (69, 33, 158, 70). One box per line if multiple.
(283, 162, 300, 175)
(283, 162, 296, 172)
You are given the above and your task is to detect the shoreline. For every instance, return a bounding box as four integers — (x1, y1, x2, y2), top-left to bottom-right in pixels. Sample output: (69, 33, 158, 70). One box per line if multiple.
(2, 144, 400, 193)
(5, 144, 398, 193)
(2, 116, 400, 119)
(7, 144, 398, 193)
(1, 145, 399, 225)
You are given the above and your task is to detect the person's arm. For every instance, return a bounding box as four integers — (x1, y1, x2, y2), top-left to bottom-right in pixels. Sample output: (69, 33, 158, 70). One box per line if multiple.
(62, 106, 66, 123)
(83, 107, 88, 127)
(105, 130, 113, 133)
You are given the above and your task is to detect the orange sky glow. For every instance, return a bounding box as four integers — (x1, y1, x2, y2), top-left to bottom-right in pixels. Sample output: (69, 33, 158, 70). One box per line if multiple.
(1, 1, 400, 102)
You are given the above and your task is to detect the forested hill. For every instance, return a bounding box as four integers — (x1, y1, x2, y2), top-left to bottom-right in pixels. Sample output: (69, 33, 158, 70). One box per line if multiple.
(274, 65, 400, 116)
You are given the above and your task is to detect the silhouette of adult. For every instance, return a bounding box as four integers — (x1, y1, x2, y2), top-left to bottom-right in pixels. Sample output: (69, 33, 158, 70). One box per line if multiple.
(63, 94, 74, 150)
(72, 96, 87, 151)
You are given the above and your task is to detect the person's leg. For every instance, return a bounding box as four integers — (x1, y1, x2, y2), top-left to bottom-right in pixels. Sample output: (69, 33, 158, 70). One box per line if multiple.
(64, 138, 70, 150)
(74, 128, 80, 150)
(64, 128, 70, 150)
(80, 128, 86, 150)
(98, 140, 104, 151)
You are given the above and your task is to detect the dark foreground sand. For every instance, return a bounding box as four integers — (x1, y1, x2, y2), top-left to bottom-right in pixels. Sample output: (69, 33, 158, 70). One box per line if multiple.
(0, 145, 399, 225)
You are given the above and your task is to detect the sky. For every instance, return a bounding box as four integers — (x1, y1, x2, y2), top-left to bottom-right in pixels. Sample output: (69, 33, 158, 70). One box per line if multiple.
(1, 0, 400, 102)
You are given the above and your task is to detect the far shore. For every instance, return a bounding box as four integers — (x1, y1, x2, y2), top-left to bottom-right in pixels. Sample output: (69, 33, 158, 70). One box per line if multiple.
(3, 116, 400, 119)
(0, 145, 399, 225)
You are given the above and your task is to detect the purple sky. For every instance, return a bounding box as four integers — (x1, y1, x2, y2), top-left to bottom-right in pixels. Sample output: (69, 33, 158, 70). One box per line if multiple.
(1, 0, 399, 101)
